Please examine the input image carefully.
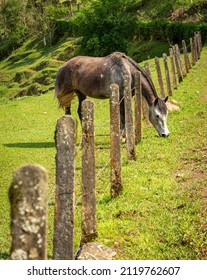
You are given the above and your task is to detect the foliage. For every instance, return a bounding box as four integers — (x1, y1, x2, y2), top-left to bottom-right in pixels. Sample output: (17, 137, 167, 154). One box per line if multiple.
(70, 0, 138, 56)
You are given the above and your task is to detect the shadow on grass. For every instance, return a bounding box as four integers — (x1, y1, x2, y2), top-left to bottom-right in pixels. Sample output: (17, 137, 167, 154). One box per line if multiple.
(4, 142, 54, 149)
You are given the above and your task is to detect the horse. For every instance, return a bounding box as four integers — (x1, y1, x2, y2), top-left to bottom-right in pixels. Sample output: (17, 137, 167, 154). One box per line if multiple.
(55, 52, 170, 137)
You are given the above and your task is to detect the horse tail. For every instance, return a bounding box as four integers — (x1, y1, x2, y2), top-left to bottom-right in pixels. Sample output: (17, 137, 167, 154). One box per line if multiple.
(55, 66, 76, 109)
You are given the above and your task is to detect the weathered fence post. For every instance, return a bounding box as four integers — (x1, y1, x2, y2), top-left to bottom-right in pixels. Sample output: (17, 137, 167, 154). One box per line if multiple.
(197, 31, 202, 53)
(163, 53, 172, 96)
(81, 99, 98, 243)
(175, 44, 186, 78)
(110, 84, 123, 198)
(141, 65, 151, 128)
(182, 40, 191, 73)
(134, 71, 142, 144)
(193, 34, 198, 62)
(173, 45, 183, 83)
(195, 32, 201, 59)
(155, 56, 166, 98)
(144, 62, 151, 77)
(169, 48, 177, 90)
(53, 115, 76, 260)
(190, 38, 196, 66)
(124, 75, 136, 161)
(9, 164, 48, 260)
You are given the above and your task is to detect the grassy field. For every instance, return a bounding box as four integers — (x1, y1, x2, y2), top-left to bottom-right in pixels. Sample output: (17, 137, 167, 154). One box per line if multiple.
(0, 40, 207, 259)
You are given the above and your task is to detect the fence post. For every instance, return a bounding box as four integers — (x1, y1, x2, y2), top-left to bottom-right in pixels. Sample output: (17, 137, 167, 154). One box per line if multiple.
(182, 40, 191, 73)
(193, 33, 198, 62)
(110, 84, 123, 198)
(53, 115, 76, 260)
(134, 71, 142, 144)
(9, 164, 48, 260)
(144, 62, 151, 77)
(155, 57, 166, 98)
(175, 44, 186, 78)
(190, 38, 196, 66)
(169, 48, 177, 90)
(173, 45, 183, 83)
(124, 75, 136, 161)
(197, 31, 202, 52)
(163, 53, 172, 96)
(81, 99, 98, 243)
(195, 32, 201, 59)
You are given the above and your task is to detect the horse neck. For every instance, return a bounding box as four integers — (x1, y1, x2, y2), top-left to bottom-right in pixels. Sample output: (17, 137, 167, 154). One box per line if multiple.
(142, 80, 158, 106)
(123, 54, 158, 106)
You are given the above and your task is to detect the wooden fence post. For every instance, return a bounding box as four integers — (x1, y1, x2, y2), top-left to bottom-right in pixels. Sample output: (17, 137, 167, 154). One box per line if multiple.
(197, 31, 202, 52)
(53, 115, 76, 260)
(182, 40, 191, 73)
(163, 53, 172, 96)
(9, 164, 48, 260)
(173, 45, 183, 83)
(110, 84, 123, 198)
(169, 48, 177, 89)
(134, 71, 142, 144)
(81, 99, 98, 243)
(144, 62, 151, 77)
(124, 75, 136, 161)
(190, 38, 196, 66)
(155, 56, 166, 98)
(195, 32, 201, 59)
(193, 34, 198, 62)
(175, 44, 186, 78)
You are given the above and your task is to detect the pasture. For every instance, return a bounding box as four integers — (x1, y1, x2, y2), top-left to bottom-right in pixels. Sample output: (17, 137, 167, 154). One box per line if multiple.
(0, 43, 207, 259)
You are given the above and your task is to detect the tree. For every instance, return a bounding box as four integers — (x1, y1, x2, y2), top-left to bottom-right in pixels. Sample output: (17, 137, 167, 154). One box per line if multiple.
(72, 0, 138, 56)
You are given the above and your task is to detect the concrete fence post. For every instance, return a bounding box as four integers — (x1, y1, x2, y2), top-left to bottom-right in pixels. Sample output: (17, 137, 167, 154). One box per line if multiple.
(134, 71, 142, 144)
(169, 48, 177, 90)
(81, 99, 98, 243)
(124, 75, 136, 161)
(173, 45, 183, 83)
(9, 164, 48, 260)
(110, 84, 123, 198)
(155, 56, 166, 98)
(53, 115, 76, 260)
(163, 53, 172, 96)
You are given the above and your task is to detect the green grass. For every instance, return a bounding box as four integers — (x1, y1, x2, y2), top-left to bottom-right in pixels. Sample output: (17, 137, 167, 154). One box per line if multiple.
(0, 39, 207, 259)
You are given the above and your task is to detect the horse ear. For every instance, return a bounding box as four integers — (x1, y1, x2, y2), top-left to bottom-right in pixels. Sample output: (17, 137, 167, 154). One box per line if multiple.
(164, 96, 168, 103)
(154, 98, 159, 106)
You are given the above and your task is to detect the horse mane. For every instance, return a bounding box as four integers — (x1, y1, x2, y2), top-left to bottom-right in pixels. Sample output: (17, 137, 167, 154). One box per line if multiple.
(114, 52, 158, 98)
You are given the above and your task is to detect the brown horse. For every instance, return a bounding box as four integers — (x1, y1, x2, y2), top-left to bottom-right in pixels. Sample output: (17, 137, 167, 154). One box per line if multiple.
(55, 52, 170, 137)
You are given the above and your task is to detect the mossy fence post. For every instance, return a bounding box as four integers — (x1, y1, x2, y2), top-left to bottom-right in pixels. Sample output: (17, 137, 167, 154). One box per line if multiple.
(134, 71, 142, 144)
(81, 99, 98, 243)
(9, 164, 48, 260)
(173, 45, 183, 83)
(169, 48, 177, 90)
(182, 40, 191, 73)
(110, 83, 122, 198)
(163, 53, 172, 96)
(53, 115, 76, 260)
(124, 75, 136, 161)
(155, 56, 166, 98)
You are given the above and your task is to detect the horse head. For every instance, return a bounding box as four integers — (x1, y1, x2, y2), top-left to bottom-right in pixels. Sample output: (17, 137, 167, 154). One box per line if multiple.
(149, 97, 170, 137)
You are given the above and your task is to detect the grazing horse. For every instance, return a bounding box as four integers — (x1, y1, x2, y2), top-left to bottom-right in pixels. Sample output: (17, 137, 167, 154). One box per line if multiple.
(55, 52, 170, 137)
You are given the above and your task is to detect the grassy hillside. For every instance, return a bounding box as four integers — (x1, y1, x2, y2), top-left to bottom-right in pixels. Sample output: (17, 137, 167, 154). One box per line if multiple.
(0, 34, 207, 259)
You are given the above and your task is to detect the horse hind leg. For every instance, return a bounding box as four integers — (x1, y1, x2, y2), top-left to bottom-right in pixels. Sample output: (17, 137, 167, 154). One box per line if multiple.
(65, 106, 71, 115)
(77, 91, 86, 122)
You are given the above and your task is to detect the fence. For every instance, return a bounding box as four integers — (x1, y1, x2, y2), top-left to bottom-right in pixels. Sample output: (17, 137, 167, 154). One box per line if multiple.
(9, 31, 202, 260)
